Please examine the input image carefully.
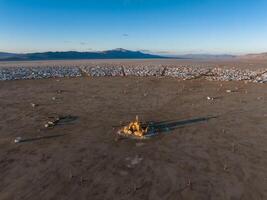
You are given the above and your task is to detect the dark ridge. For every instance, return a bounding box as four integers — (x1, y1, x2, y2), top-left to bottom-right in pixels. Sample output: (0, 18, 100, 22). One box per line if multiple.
(0, 49, 166, 61)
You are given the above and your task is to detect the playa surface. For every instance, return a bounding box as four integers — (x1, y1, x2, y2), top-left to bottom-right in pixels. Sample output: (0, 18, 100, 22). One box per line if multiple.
(1, 76, 267, 200)
(1, 58, 267, 70)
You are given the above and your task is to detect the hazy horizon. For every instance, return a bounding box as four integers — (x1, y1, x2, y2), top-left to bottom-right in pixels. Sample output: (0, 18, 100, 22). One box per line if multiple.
(0, 48, 253, 56)
(1, 0, 267, 55)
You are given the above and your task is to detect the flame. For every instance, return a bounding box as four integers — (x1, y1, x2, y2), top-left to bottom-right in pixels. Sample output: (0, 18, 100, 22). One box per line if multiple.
(120, 116, 148, 137)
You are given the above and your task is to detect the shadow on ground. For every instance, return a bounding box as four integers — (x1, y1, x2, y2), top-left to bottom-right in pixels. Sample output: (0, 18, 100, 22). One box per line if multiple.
(18, 134, 66, 143)
(145, 116, 216, 136)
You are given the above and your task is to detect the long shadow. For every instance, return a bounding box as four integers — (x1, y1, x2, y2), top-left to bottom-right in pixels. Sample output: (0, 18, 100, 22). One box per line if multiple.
(56, 115, 79, 125)
(145, 116, 216, 136)
(46, 115, 79, 126)
(18, 134, 66, 143)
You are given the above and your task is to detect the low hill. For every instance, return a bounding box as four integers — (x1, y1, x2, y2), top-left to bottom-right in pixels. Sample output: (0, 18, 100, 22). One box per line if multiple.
(240, 52, 267, 60)
(176, 54, 236, 59)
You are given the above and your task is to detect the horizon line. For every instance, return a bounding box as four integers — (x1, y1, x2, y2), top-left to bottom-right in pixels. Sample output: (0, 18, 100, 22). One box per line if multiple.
(1, 48, 266, 56)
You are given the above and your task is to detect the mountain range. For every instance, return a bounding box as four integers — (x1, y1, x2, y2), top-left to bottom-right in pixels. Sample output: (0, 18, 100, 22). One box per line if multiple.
(0, 49, 266, 61)
(0, 49, 164, 61)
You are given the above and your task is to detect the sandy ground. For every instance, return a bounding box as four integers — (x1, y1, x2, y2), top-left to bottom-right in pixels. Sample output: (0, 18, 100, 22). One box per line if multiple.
(1, 76, 267, 200)
(1, 58, 267, 70)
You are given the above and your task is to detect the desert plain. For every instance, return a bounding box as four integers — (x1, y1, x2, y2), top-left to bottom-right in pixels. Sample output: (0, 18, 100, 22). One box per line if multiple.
(0, 59, 267, 200)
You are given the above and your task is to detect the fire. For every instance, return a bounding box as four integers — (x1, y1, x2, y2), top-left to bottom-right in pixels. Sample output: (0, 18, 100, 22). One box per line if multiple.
(119, 116, 148, 138)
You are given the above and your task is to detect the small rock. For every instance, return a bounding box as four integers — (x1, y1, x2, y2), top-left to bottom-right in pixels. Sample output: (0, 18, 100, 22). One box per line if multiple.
(226, 90, 232, 93)
(207, 96, 214, 100)
(14, 137, 22, 143)
(44, 121, 55, 128)
(52, 97, 56, 100)
(31, 103, 37, 108)
(48, 121, 55, 125)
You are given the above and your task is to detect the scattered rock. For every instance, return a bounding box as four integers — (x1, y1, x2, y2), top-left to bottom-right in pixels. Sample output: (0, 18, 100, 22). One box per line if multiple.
(0, 66, 81, 81)
(80, 65, 124, 76)
(164, 65, 211, 79)
(206, 96, 214, 100)
(254, 72, 267, 83)
(44, 121, 55, 128)
(0, 65, 267, 84)
(124, 65, 165, 76)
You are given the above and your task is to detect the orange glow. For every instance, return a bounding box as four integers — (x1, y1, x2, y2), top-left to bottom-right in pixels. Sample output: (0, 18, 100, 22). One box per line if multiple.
(120, 116, 148, 137)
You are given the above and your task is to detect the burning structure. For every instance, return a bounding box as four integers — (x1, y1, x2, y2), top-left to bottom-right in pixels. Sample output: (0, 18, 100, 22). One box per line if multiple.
(118, 116, 149, 138)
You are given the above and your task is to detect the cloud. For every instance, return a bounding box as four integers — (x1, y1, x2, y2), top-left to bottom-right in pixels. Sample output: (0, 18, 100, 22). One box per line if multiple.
(80, 42, 88, 45)
(139, 49, 151, 53)
(122, 33, 129, 37)
(139, 49, 174, 54)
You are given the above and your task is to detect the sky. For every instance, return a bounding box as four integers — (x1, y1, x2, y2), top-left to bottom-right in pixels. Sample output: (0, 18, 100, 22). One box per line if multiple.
(1, 0, 267, 55)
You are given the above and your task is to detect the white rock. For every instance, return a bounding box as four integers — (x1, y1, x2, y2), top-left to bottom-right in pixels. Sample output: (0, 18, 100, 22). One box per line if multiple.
(14, 137, 22, 143)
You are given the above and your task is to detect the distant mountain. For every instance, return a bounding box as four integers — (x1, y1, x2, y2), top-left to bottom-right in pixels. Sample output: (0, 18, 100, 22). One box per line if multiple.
(174, 54, 236, 59)
(239, 52, 267, 60)
(0, 49, 165, 61)
(3, 49, 261, 61)
(0, 52, 19, 59)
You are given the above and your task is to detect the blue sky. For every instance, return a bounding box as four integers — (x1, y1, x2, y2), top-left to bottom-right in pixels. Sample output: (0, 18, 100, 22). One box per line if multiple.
(1, 0, 267, 54)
